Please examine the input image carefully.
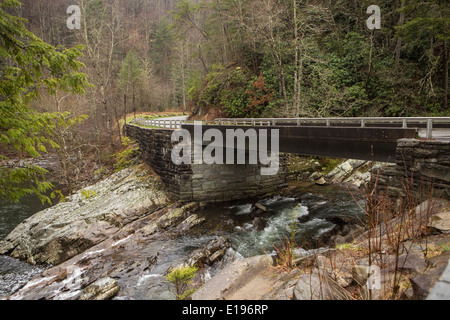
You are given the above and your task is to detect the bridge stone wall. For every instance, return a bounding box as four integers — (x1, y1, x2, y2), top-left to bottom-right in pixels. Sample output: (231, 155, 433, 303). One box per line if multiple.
(124, 124, 288, 202)
(124, 124, 192, 200)
(376, 139, 450, 200)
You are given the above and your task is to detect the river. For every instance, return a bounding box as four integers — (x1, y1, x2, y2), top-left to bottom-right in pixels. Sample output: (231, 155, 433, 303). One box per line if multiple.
(0, 196, 50, 297)
(190, 183, 365, 258)
(0, 182, 365, 299)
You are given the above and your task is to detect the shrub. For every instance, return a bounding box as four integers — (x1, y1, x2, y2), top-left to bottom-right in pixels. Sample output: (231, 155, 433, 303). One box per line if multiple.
(113, 137, 140, 172)
(165, 265, 198, 300)
(81, 189, 97, 200)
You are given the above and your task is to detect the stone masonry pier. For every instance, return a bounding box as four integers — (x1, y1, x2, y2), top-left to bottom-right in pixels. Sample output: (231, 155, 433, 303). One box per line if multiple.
(124, 124, 287, 202)
(376, 139, 450, 200)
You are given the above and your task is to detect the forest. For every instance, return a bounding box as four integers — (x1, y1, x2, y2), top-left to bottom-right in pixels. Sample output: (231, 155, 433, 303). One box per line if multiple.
(0, 0, 449, 202)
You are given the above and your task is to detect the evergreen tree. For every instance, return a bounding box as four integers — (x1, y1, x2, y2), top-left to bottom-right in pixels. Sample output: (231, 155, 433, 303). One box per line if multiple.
(0, 0, 91, 203)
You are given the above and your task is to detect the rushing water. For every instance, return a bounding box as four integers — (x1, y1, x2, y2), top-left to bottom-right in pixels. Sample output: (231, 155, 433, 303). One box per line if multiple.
(0, 183, 365, 298)
(126, 183, 365, 300)
(191, 183, 365, 258)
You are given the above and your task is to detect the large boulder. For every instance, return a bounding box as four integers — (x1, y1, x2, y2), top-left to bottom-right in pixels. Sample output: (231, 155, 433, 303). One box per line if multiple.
(410, 264, 448, 300)
(293, 271, 352, 300)
(8, 204, 208, 300)
(192, 255, 274, 300)
(326, 160, 368, 183)
(186, 237, 231, 267)
(0, 165, 168, 265)
(430, 212, 450, 234)
(427, 261, 450, 300)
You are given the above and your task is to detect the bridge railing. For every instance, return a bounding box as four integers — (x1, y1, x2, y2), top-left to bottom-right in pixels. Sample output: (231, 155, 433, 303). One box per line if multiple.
(131, 118, 185, 129)
(131, 117, 450, 139)
(212, 117, 450, 139)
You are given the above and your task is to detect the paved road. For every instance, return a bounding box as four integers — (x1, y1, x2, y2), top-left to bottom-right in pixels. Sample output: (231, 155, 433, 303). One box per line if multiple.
(418, 129, 450, 140)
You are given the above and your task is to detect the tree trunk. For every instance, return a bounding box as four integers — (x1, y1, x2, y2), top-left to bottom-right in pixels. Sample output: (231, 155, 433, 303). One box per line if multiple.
(124, 93, 127, 131)
(444, 42, 448, 109)
(293, 0, 299, 117)
(395, 0, 405, 73)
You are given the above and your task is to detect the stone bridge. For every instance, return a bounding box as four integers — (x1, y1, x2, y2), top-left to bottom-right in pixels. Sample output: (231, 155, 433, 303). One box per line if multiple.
(124, 117, 450, 202)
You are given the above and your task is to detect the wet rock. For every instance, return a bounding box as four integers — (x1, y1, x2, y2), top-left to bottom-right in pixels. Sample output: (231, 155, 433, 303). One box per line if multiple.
(182, 202, 199, 214)
(186, 237, 231, 267)
(157, 208, 185, 229)
(80, 278, 119, 300)
(253, 218, 267, 231)
(255, 203, 268, 213)
(309, 172, 323, 181)
(175, 214, 206, 233)
(319, 216, 365, 245)
(250, 203, 271, 219)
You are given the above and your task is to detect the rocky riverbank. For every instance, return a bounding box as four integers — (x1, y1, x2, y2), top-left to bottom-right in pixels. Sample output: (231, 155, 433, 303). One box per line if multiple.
(1, 157, 449, 300)
(192, 156, 450, 301)
(0, 164, 232, 300)
(193, 198, 450, 300)
(195, 156, 450, 300)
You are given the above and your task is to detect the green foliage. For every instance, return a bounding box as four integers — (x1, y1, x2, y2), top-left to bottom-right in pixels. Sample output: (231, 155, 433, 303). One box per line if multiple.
(152, 18, 174, 81)
(189, 65, 276, 118)
(319, 158, 343, 174)
(0, 0, 92, 203)
(180, 0, 448, 118)
(113, 137, 140, 172)
(165, 265, 198, 300)
(220, 67, 251, 118)
(81, 189, 97, 200)
(119, 52, 142, 93)
(186, 71, 204, 103)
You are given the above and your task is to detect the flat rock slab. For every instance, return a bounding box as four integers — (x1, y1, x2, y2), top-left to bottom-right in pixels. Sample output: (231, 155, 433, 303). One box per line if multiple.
(293, 271, 352, 300)
(431, 212, 450, 234)
(0, 165, 168, 265)
(410, 264, 448, 300)
(192, 255, 274, 300)
(427, 261, 450, 300)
